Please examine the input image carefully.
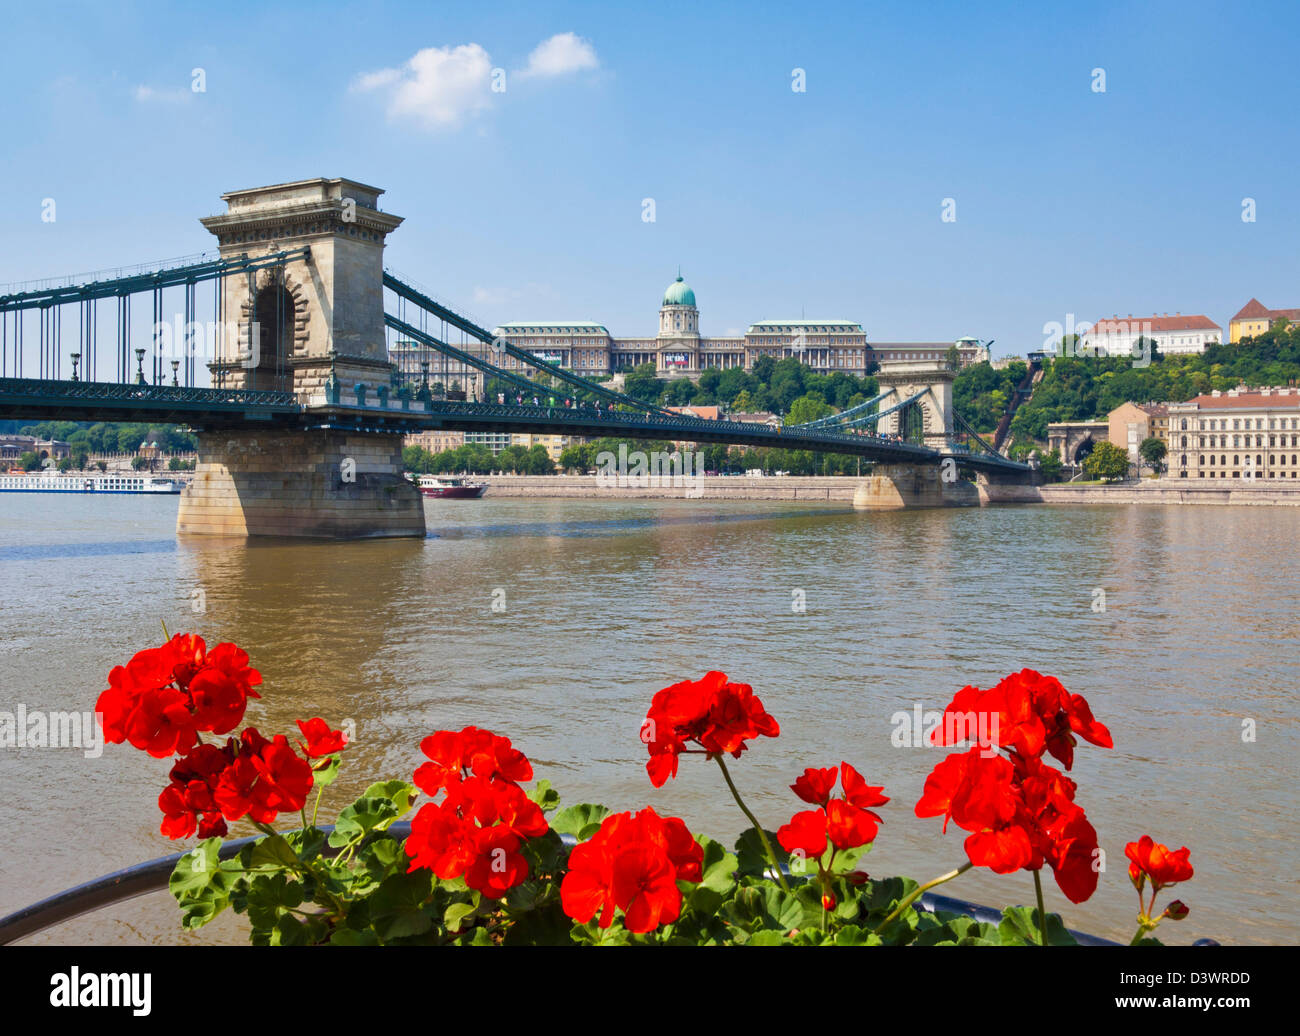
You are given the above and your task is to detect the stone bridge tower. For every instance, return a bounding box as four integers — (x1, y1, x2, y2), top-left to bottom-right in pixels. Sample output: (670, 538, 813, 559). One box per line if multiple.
(873, 359, 954, 450)
(177, 178, 424, 539)
(199, 178, 403, 401)
(854, 359, 979, 509)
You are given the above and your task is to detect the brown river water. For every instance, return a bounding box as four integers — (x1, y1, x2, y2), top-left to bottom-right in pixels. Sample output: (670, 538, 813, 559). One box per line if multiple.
(0, 493, 1294, 945)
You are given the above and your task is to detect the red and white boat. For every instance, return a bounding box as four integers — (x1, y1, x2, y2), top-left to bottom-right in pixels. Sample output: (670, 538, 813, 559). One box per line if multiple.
(416, 475, 486, 499)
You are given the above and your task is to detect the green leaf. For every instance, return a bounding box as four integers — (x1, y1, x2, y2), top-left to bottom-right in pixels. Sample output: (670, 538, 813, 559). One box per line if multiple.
(550, 803, 610, 839)
(168, 837, 236, 929)
(721, 882, 813, 933)
(686, 885, 723, 916)
(311, 757, 342, 788)
(998, 904, 1078, 946)
(745, 929, 788, 946)
(733, 827, 789, 878)
(247, 833, 301, 871)
(244, 872, 305, 934)
(329, 927, 380, 946)
(522, 830, 566, 874)
(833, 925, 881, 946)
(328, 795, 400, 848)
(825, 842, 872, 876)
(697, 835, 739, 896)
(527, 779, 561, 813)
(444, 898, 480, 933)
(362, 780, 419, 823)
(358, 835, 409, 883)
(282, 826, 328, 863)
(369, 870, 436, 942)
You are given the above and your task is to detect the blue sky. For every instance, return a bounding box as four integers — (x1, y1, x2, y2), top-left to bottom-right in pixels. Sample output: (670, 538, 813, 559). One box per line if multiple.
(2, 0, 1298, 359)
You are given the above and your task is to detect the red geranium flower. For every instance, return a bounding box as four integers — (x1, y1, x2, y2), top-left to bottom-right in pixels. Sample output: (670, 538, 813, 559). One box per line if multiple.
(97, 634, 261, 756)
(214, 728, 313, 825)
(916, 745, 1101, 903)
(414, 725, 532, 795)
(928, 670, 1112, 771)
(790, 766, 839, 806)
(642, 671, 779, 787)
(561, 808, 703, 933)
(779, 763, 888, 865)
(404, 730, 547, 899)
(1125, 836, 1193, 893)
(158, 742, 236, 839)
(296, 717, 348, 758)
(777, 809, 829, 859)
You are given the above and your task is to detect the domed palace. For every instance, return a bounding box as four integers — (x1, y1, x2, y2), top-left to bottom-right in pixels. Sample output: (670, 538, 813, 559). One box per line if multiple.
(484, 272, 988, 381)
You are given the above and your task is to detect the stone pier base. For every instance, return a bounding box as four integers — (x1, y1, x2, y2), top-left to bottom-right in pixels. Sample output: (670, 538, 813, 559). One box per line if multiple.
(177, 428, 425, 538)
(852, 464, 981, 510)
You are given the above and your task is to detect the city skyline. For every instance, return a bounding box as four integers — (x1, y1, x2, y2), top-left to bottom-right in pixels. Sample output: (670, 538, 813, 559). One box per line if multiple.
(2, 1, 1298, 361)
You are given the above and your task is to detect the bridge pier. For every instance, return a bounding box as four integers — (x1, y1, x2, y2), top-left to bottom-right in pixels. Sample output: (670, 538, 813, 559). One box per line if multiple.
(852, 464, 981, 510)
(176, 428, 425, 539)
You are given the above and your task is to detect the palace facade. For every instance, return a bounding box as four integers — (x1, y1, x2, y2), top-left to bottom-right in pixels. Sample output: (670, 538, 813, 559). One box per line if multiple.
(391, 274, 989, 387)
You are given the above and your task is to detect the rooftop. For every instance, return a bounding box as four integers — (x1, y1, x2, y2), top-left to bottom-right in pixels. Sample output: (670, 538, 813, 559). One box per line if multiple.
(1089, 314, 1221, 333)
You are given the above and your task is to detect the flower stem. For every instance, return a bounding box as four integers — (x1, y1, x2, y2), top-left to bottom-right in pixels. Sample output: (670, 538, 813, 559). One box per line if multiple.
(713, 755, 790, 893)
(871, 860, 973, 934)
(1033, 869, 1049, 946)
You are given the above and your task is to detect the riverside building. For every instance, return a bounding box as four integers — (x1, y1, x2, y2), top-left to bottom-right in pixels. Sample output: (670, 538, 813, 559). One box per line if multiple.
(1166, 387, 1300, 479)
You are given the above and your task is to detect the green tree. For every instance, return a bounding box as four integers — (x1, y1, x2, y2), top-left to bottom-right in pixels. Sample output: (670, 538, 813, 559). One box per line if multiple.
(19, 451, 41, 471)
(131, 455, 149, 471)
(1138, 436, 1167, 474)
(1082, 440, 1130, 483)
(786, 392, 834, 426)
(1037, 448, 1063, 482)
(730, 389, 758, 412)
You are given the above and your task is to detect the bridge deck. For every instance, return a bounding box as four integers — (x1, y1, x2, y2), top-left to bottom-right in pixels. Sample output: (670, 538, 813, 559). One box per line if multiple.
(0, 377, 1032, 475)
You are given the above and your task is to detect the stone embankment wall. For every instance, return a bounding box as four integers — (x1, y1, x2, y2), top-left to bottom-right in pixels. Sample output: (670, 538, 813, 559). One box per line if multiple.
(1035, 480, 1300, 506)
(476, 474, 861, 501)
(477, 474, 1300, 507)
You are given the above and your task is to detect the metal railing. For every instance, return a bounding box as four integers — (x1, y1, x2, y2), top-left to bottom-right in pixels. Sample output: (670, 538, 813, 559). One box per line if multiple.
(0, 823, 1140, 946)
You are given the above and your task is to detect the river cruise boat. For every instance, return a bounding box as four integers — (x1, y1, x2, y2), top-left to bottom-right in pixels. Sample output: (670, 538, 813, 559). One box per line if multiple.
(415, 475, 487, 499)
(0, 472, 183, 494)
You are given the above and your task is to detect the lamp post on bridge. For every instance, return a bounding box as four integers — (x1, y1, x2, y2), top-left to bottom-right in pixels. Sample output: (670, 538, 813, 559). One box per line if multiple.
(134, 348, 147, 386)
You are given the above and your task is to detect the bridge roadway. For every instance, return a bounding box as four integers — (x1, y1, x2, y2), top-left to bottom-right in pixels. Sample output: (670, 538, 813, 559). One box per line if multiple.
(0, 376, 1033, 476)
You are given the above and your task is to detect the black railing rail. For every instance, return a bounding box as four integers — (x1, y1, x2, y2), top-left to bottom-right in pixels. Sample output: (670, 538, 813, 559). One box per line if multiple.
(0, 823, 1141, 947)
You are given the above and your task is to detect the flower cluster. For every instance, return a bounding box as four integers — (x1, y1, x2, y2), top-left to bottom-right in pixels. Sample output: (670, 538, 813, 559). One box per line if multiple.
(404, 726, 548, 899)
(928, 668, 1113, 770)
(779, 762, 888, 860)
(98, 634, 262, 758)
(159, 728, 320, 839)
(916, 669, 1112, 903)
(641, 670, 779, 787)
(561, 808, 703, 933)
(1125, 835, 1194, 938)
(98, 632, 349, 840)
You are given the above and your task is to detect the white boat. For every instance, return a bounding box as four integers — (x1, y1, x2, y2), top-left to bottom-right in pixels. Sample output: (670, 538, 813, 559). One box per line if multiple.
(0, 472, 183, 494)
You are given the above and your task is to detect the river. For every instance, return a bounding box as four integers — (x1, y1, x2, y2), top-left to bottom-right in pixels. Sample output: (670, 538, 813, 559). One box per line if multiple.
(0, 493, 1293, 945)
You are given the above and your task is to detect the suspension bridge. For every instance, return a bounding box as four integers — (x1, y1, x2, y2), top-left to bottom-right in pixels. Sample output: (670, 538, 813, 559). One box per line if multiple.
(0, 177, 1033, 537)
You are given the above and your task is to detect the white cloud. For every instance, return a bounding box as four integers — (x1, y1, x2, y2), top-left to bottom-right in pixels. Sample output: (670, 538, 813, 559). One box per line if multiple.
(353, 43, 493, 130)
(134, 84, 190, 103)
(516, 32, 599, 80)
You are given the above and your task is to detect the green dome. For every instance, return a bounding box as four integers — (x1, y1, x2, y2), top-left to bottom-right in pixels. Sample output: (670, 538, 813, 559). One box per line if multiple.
(663, 274, 696, 308)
